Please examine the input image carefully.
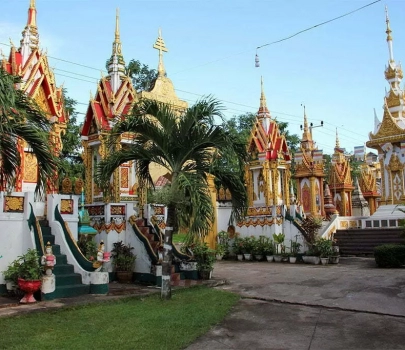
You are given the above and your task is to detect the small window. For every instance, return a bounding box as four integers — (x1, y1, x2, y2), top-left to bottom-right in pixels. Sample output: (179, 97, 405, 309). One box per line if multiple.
(365, 221, 372, 228)
(373, 220, 380, 228)
(389, 220, 397, 227)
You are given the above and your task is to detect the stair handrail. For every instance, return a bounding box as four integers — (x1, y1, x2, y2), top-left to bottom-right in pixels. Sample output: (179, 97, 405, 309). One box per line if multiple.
(129, 215, 159, 265)
(321, 215, 339, 239)
(27, 203, 45, 256)
(54, 205, 95, 272)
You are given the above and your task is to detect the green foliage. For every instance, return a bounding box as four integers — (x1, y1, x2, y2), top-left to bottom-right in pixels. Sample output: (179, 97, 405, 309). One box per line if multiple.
(216, 231, 230, 256)
(0, 68, 59, 195)
(272, 233, 285, 245)
(97, 97, 248, 241)
(59, 90, 84, 181)
(300, 216, 323, 246)
(2, 249, 42, 283)
(374, 244, 405, 268)
(313, 238, 333, 258)
(232, 236, 244, 255)
(0, 287, 239, 349)
(111, 241, 136, 272)
(190, 242, 216, 271)
(77, 237, 98, 261)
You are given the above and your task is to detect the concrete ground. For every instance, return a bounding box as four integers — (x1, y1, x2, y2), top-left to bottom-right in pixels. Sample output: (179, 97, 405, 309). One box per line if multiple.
(187, 257, 405, 350)
(1, 258, 404, 349)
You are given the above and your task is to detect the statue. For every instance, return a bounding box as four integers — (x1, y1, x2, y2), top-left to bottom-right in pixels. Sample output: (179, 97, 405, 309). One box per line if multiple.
(92, 240, 110, 272)
(41, 242, 56, 275)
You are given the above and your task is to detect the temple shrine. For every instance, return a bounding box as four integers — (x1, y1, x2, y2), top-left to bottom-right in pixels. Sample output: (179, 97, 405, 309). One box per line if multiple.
(1, 0, 67, 193)
(244, 78, 291, 218)
(80, 10, 137, 204)
(328, 131, 354, 216)
(293, 107, 325, 217)
(366, 7, 405, 206)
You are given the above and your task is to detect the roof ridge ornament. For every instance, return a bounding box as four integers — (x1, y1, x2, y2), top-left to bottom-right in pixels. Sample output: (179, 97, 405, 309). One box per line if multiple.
(385, 6, 394, 62)
(153, 28, 168, 77)
(112, 8, 122, 57)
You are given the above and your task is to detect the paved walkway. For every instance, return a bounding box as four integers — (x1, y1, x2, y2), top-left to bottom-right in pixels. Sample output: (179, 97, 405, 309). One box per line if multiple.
(187, 257, 405, 350)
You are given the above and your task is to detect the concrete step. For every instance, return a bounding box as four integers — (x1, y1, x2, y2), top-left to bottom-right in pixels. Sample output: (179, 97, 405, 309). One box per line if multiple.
(55, 273, 83, 286)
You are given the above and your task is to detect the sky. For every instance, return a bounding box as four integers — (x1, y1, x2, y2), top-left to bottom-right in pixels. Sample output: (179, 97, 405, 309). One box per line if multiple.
(0, 0, 404, 156)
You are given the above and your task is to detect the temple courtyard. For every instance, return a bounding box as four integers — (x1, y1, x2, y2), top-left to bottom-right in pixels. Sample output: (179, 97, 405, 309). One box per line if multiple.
(1, 258, 404, 349)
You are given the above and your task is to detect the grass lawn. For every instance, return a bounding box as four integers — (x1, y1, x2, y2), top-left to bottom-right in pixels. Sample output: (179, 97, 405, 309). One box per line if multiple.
(0, 286, 239, 350)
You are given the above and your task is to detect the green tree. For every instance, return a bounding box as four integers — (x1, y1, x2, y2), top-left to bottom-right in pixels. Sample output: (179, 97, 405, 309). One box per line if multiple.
(59, 91, 84, 181)
(97, 97, 247, 300)
(0, 68, 59, 195)
(105, 59, 157, 91)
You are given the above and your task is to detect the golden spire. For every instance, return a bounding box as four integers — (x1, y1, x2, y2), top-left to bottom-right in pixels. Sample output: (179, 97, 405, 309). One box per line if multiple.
(257, 76, 270, 119)
(260, 76, 267, 109)
(112, 8, 122, 56)
(385, 6, 394, 62)
(153, 28, 168, 77)
(301, 104, 312, 142)
(27, 0, 37, 27)
(335, 128, 340, 149)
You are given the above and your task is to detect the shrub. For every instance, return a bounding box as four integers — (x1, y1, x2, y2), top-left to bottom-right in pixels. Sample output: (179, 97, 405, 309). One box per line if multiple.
(374, 244, 405, 268)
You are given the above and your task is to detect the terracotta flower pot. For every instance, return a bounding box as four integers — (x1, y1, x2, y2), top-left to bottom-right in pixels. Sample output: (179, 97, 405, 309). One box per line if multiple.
(18, 278, 41, 303)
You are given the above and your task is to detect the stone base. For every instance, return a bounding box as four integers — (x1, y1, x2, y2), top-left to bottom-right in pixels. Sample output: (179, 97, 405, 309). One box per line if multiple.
(41, 274, 56, 295)
(90, 272, 109, 295)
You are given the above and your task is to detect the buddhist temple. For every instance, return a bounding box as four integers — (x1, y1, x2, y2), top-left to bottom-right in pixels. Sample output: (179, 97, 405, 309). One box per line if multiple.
(245, 78, 291, 210)
(1, 0, 67, 193)
(138, 29, 188, 184)
(328, 131, 354, 216)
(366, 7, 405, 205)
(80, 9, 137, 204)
(293, 107, 325, 217)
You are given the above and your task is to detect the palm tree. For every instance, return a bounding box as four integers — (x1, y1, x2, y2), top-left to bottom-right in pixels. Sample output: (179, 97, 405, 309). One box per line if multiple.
(97, 97, 247, 299)
(0, 68, 59, 195)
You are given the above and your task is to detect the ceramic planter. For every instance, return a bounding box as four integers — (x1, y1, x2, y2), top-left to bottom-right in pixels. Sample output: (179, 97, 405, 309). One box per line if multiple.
(320, 257, 329, 265)
(199, 270, 212, 280)
(254, 255, 263, 261)
(237, 254, 244, 261)
(329, 256, 340, 264)
(116, 271, 133, 284)
(289, 256, 297, 263)
(266, 255, 274, 262)
(243, 254, 252, 261)
(18, 278, 41, 303)
(273, 255, 283, 262)
(312, 257, 320, 265)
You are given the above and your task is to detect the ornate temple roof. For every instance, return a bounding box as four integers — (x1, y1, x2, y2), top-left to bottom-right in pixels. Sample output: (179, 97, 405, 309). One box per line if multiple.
(247, 78, 291, 163)
(1, 0, 67, 126)
(367, 6, 405, 148)
(139, 29, 187, 111)
(294, 107, 324, 178)
(329, 130, 354, 190)
(81, 9, 136, 137)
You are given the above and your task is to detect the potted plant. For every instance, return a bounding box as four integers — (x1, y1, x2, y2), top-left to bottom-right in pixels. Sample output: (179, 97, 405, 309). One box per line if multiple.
(314, 238, 333, 265)
(215, 243, 227, 260)
(242, 236, 255, 261)
(233, 237, 244, 261)
(192, 242, 216, 279)
(111, 241, 136, 283)
(2, 249, 43, 303)
(290, 240, 302, 264)
(272, 233, 285, 262)
(262, 239, 274, 262)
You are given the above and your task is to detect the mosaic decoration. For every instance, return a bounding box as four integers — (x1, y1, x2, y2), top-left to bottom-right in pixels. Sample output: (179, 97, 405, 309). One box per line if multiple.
(23, 152, 38, 183)
(92, 221, 126, 234)
(87, 205, 105, 216)
(111, 205, 125, 215)
(120, 167, 129, 188)
(237, 217, 283, 227)
(60, 199, 74, 214)
(152, 205, 165, 215)
(4, 196, 24, 213)
(247, 207, 271, 216)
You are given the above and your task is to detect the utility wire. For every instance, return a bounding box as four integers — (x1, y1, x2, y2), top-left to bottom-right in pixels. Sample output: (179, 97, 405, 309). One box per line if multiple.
(257, 0, 381, 50)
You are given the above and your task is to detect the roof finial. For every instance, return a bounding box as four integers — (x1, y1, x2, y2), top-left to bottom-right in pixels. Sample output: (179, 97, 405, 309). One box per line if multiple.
(300, 104, 312, 143)
(335, 128, 340, 149)
(27, 0, 37, 27)
(112, 8, 122, 56)
(153, 28, 168, 77)
(385, 6, 394, 62)
(260, 76, 267, 109)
